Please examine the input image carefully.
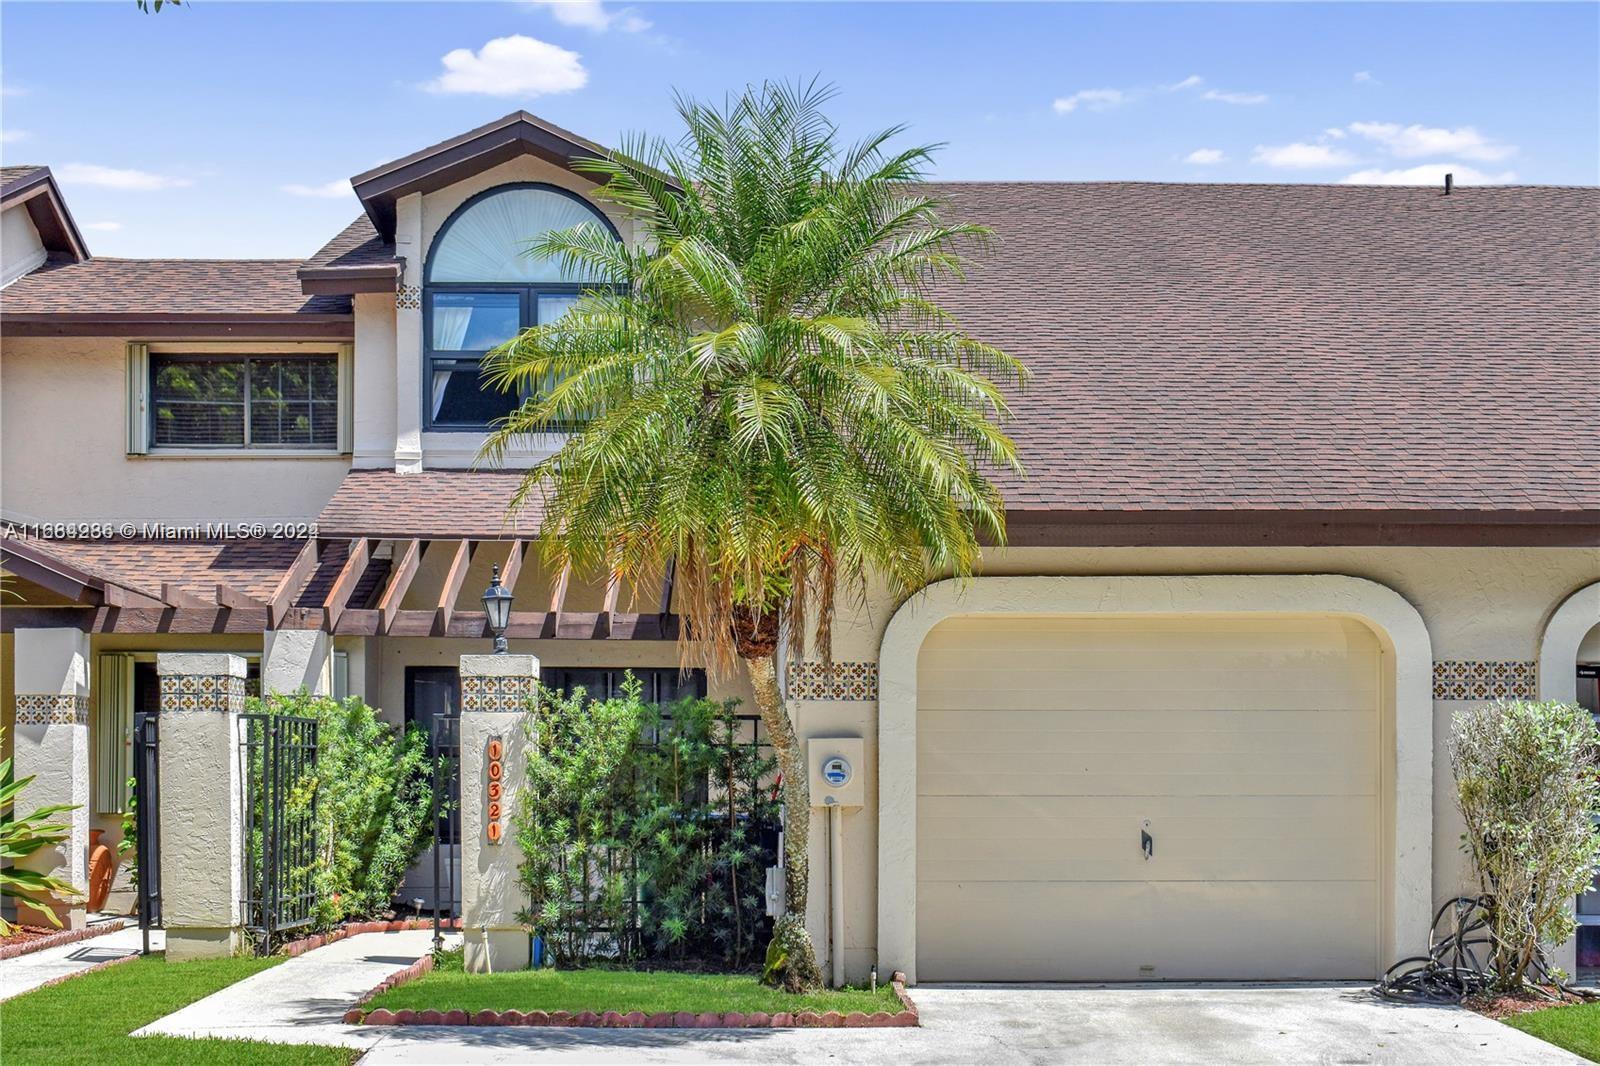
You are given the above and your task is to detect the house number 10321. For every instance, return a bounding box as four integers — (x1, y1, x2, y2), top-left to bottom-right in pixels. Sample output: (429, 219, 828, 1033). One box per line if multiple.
(486, 736, 504, 845)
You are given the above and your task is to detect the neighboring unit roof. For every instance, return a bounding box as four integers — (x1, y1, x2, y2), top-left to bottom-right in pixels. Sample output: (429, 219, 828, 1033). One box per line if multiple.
(1, 164, 89, 263)
(916, 181, 1599, 523)
(351, 111, 622, 242)
(299, 215, 400, 295)
(2, 256, 353, 336)
(318, 470, 544, 540)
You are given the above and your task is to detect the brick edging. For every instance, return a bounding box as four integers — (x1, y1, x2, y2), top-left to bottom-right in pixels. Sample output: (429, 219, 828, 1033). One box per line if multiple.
(345, 965, 919, 1028)
(0, 919, 128, 961)
(280, 917, 463, 958)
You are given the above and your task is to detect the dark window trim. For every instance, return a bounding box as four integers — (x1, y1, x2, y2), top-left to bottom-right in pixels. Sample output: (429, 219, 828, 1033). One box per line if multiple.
(149, 351, 341, 451)
(420, 182, 620, 433)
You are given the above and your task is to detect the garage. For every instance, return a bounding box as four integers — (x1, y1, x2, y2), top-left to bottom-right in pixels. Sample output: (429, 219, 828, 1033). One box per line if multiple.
(915, 614, 1381, 982)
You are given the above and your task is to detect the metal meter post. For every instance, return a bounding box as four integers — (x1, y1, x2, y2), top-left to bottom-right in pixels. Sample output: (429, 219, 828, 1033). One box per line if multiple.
(809, 738, 865, 988)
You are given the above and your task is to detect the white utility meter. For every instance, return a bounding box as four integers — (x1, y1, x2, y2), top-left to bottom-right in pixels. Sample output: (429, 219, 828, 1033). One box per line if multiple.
(808, 738, 865, 808)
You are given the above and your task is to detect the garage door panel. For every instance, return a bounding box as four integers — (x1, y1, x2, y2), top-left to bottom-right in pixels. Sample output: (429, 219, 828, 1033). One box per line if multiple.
(920, 722, 1378, 756)
(919, 747, 1376, 778)
(915, 615, 1380, 981)
(917, 880, 1376, 982)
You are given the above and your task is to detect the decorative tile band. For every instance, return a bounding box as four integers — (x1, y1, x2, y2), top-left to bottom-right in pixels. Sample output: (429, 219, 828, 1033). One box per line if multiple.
(461, 674, 537, 713)
(787, 661, 878, 702)
(158, 673, 248, 713)
(1433, 660, 1537, 701)
(14, 694, 89, 726)
(396, 285, 422, 311)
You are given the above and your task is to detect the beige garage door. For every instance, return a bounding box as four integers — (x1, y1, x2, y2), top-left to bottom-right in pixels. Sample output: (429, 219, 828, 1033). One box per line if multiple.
(916, 615, 1380, 982)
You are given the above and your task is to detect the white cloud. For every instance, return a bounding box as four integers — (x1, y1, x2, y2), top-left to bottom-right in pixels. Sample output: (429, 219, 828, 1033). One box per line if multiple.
(1202, 89, 1269, 105)
(424, 35, 588, 97)
(0, 129, 28, 144)
(1340, 162, 1517, 186)
(1052, 88, 1127, 114)
(1184, 148, 1226, 165)
(527, 0, 649, 32)
(1353, 71, 1378, 84)
(1346, 121, 1515, 161)
(1251, 142, 1358, 169)
(56, 163, 193, 190)
(82, 221, 123, 232)
(1323, 127, 1347, 140)
(281, 179, 353, 199)
(1167, 74, 1204, 91)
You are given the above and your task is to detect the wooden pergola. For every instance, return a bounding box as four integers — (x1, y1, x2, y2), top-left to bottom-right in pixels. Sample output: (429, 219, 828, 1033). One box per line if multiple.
(0, 535, 679, 640)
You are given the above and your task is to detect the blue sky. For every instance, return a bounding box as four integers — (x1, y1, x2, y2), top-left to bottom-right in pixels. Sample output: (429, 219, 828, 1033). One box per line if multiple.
(2, 1, 1594, 258)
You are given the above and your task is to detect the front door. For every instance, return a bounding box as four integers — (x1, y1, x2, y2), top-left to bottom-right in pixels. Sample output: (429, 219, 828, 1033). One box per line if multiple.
(402, 667, 460, 914)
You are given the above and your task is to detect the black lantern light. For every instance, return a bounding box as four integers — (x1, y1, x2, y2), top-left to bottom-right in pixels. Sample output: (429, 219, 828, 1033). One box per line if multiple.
(482, 563, 513, 654)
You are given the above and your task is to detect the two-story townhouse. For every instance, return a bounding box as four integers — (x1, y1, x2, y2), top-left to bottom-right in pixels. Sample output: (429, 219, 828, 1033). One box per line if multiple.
(1, 113, 1596, 985)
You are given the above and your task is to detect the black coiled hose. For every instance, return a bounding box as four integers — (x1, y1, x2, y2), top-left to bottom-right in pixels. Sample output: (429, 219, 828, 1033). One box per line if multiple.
(1374, 895, 1597, 1004)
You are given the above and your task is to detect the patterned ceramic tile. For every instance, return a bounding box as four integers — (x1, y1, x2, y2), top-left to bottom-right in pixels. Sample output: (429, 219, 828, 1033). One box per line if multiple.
(787, 661, 878, 701)
(14, 693, 89, 726)
(396, 285, 422, 311)
(158, 673, 248, 713)
(1432, 660, 1537, 701)
(461, 674, 537, 713)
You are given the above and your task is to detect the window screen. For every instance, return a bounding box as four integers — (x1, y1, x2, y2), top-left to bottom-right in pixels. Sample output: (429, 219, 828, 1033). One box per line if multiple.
(150, 354, 338, 449)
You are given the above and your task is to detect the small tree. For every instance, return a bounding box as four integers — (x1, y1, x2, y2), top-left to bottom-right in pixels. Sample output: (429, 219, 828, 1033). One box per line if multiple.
(1452, 699, 1600, 990)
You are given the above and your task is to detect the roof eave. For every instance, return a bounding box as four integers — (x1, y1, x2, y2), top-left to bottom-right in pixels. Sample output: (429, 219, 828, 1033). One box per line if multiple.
(3, 312, 355, 339)
(297, 264, 401, 296)
(1, 168, 90, 263)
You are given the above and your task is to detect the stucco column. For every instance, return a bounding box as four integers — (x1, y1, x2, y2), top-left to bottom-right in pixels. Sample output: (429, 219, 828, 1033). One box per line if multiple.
(261, 628, 331, 696)
(157, 652, 247, 961)
(393, 190, 424, 474)
(459, 653, 537, 973)
(11, 628, 91, 929)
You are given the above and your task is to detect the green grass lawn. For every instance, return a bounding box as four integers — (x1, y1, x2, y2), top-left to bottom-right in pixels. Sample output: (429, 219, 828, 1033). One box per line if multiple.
(365, 950, 903, 1017)
(0, 954, 357, 1066)
(1503, 1002, 1600, 1063)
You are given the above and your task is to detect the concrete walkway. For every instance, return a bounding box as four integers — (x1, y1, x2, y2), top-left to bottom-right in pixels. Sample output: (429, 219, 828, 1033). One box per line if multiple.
(0, 923, 154, 1002)
(135, 928, 448, 1051)
(349, 984, 1587, 1065)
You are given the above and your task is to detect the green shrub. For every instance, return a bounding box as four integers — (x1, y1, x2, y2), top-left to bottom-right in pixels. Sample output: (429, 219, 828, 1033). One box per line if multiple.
(514, 675, 778, 969)
(248, 692, 435, 928)
(1452, 699, 1600, 989)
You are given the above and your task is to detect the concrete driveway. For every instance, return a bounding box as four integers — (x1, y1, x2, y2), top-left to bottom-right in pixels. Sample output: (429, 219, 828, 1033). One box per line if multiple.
(354, 983, 1587, 1064)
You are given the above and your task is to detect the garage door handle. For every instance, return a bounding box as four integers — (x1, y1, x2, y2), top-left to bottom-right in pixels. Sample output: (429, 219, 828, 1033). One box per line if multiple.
(1141, 829, 1153, 860)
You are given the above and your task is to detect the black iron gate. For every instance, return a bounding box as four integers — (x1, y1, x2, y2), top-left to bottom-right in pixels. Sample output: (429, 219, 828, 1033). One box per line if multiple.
(241, 713, 319, 954)
(131, 712, 162, 954)
(428, 714, 461, 950)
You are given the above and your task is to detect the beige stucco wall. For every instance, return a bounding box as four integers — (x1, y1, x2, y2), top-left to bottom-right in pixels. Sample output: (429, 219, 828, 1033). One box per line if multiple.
(0, 335, 349, 524)
(792, 545, 1600, 983)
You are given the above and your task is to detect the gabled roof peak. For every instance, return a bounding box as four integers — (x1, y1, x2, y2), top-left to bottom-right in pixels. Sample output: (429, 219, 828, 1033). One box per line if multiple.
(350, 111, 615, 241)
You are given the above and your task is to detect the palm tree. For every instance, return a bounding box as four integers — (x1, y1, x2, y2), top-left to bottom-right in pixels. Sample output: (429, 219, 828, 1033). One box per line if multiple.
(483, 81, 1025, 991)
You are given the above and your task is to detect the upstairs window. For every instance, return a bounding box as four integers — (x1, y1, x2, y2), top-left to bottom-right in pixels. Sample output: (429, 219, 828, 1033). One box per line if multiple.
(423, 183, 617, 430)
(126, 344, 351, 455)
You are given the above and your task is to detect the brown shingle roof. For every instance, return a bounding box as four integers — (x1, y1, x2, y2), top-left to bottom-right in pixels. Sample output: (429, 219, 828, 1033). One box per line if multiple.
(318, 471, 543, 539)
(34, 537, 306, 601)
(305, 216, 397, 271)
(920, 182, 1600, 515)
(1, 256, 351, 315)
(0, 165, 47, 193)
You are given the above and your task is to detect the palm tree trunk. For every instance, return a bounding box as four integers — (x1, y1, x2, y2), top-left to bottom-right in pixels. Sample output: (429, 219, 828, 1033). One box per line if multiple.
(746, 652, 823, 992)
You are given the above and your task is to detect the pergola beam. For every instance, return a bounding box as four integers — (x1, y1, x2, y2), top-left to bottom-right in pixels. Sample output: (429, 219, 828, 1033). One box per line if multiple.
(433, 539, 473, 636)
(267, 539, 321, 628)
(322, 538, 372, 631)
(376, 539, 421, 634)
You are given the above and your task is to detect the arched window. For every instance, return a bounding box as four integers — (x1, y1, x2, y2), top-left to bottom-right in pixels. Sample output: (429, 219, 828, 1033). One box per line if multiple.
(423, 183, 618, 429)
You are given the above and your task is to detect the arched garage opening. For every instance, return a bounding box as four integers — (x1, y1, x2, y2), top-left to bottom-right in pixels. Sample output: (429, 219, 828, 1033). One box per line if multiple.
(877, 575, 1433, 985)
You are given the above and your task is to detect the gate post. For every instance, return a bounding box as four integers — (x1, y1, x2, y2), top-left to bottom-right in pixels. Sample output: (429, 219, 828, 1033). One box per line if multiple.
(156, 653, 247, 961)
(459, 653, 537, 973)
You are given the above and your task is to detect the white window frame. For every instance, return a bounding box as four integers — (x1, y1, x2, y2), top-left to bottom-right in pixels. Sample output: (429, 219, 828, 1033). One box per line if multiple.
(128, 340, 353, 457)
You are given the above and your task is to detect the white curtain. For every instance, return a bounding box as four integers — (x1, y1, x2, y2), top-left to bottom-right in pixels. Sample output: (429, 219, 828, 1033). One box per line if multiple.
(431, 303, 473, 350)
